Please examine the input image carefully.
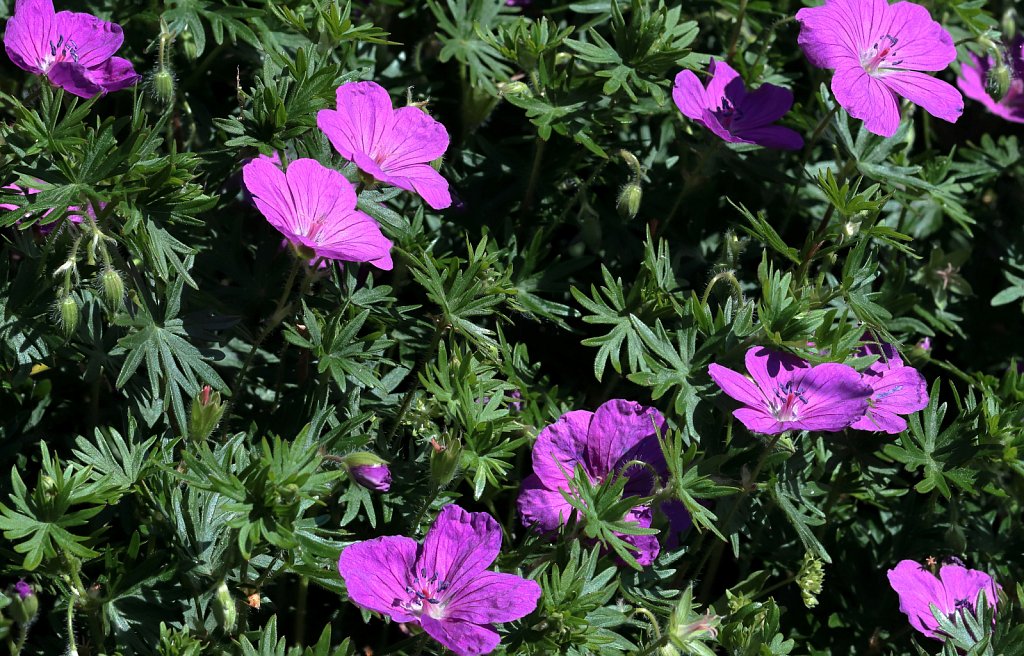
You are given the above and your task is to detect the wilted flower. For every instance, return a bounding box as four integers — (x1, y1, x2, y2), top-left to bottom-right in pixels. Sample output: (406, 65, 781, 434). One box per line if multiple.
(850, 342, 929, 434)
(673, 60, 803, 150)
(957, 36, 1024, 123)
(708, 347, 872, 434)
(317, 81, 452, 210)
(338, 505, 541, 656)
(887, 559, 999, 640)
(796, 0, 963, 137)
(241, 156, 393, 269)
(4, 0, 140, 97)
(516, 399, 690, 565)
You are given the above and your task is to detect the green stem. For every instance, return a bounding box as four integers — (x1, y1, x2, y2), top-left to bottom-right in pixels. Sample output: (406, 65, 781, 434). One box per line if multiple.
(726, 0, 750, 61)
(232, 257, 302, 398)
(294, 576, 309, 646)
(65, 596, 77, 655)
(701, 270, 743, 306)
(522, 134, 546, 212)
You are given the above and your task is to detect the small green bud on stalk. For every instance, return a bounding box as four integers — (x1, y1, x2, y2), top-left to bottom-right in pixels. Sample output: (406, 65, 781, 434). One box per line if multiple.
(500, 81, 531, 97)
(149, 66, 176, 106)
(1003, 9, 1017, 39)
(99, 267, 125, 308)
(429, 434, 463, 488)
(212, 580, 237, 633)
(9, 580, 38, 624)
(987, 61, 1012, 100)
(189, 384, 225, 442)
(616, 182, 642, 220)
(180, 29, 198, 62)
(57, 295, 79, 336)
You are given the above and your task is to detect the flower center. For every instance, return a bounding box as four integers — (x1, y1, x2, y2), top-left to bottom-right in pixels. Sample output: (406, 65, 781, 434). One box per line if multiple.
(42, 35, 80, 71)
(714, 99, 742, 129)
(771, 381, 807, 422)
(305, 218, 327, 244)
(396, 569, 450, 618)
(861, 35, 902, 75)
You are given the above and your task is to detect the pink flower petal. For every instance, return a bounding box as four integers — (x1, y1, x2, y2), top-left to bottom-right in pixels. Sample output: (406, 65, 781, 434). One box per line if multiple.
(888, 560, 946, 639)
(419, 506, 502, 598)
(831, 65, 902, 137)
(337, 535, 419, 623)
(671, 70, 709, 121)
(880, 70, 964, 124)
(4, 0, 56, 74)
(708, 363, 763, 408)
(53, 10, 125, 69)
(517, 473, 576, 532)
(419, 614, 501, 656)
(882, 1, 957, 72)
(317, 81, 396, 162)
(584, 399, 664, 478)
(530, 409, 593, 489)
(443, 571, 541, 624)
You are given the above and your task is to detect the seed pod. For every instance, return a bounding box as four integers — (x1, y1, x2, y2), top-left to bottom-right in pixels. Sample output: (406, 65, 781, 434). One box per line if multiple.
(99, 267, 125, 308)
(57, 295, 79, 336)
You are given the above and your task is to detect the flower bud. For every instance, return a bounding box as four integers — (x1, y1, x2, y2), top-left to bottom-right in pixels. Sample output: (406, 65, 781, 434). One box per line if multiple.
(212, 580, 237, 633)
(987, 60, 1012, 100)
(500, 81, 531, 97)
(180, 29, 198, 62)
(56, 295, 79, 336)
(149, 65, 176, 106)
(1003, 9, 1017, 38)
(616, 182, 642, 220)
(98, 267, 124, 308)
(349, 463, 392, 492)
(797, 553, 825, 608)
(554, 52, 573, 67)
(189, 384, 225, 442)
(8, 580, 38, 625)
(429, 434, 462, 488)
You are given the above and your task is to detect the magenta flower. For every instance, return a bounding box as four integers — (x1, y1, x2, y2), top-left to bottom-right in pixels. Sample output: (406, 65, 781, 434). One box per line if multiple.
(14, 579, 32, 600)
(338, 505, 541, 656)
(516, 399, 689, 566)
(241, 156, 393, 269)
(796, 0, 963, 137)
(673, 60, 803, 150)
(1, 184, 89, 234)
(317, 81, 452, 210)
(888, 560, 999, 640)
(4, 0, 140, 98)
(957, 36, 1024, 124)
(349, 463, 391, 492)
(850, 342, 928, 434)
(708, 347, 872, 435)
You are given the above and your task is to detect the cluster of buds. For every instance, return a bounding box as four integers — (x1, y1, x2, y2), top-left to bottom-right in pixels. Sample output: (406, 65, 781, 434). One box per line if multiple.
(797, 553, 825, 609)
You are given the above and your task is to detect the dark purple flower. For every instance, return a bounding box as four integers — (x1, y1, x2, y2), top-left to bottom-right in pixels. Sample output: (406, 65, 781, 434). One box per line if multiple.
(338, 505, 541, 656)
(957, 36, 1024, 124)
(516, 399, 689, 566)
(349, 463, 391, 492)
(14, 580, 32, 600)
(673, 59, 803, 150)
(708, 347, 872, 434)
(888, 560, 999, 640)
(4, 0, 140, 98)
(850, 342, 928, 434)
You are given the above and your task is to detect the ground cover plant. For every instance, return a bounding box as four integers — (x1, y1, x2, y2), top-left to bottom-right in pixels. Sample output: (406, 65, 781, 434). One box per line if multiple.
(1, 0, 1023, 654)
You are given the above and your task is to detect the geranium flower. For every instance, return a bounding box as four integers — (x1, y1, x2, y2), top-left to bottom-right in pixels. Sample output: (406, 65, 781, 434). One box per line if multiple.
(241, 156, 393, 269)
(1, 183, 89, 234)
(850, 342, 928, 434)
(317, 81, 452, 210)
(796, 0, 963, 137)
(673, 60, 804, 150)
(887, 560, 999, 640)
(338, 505, 541, 656)
(708, 347, 872, 434)
(4, 0, 140, 97)
(516, 399, 690, 566)
(957, 36, 1024, 124)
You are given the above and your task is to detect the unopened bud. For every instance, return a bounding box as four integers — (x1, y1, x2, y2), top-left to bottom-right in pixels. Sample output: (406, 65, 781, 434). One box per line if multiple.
(616, 182, 642, 220)
(500, 81, 531, 97)
(189, 385, 225, 442)
(429, 434, 463, 488)
(212, 580, 237, 633)
(180, 29, 198, 62)
(149, 66, 176, 106)
(56, 296, 79, 336)
(98, 268, 124, 308)
(9, 580, 38, 624)
(349, 463, 392, 492)
(987, 61, 1012, 100)
(554, 52, 573, 67)
(1003, 9, 1017, 38)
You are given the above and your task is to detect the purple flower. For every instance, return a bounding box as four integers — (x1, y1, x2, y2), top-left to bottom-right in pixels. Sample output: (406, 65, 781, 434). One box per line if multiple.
(4, 0, 140, 98)
(241, 156, 393, 269)
(957, 36, 1024, 124)
(338, 505, 541, 656)
(887, 560, 999, 640)
(796, 0, 963, 137)
(850, 342, 928, 434)
(349, 463, 391, 492)
(917, 336, 932, 353)
(317, 81, 452, 210)
(516, 399, 689, 566)
(1, 183, 92, 234)
(708, 347, 872, 434)
(673, 60, 803, 150)
(14, 579, 32, 599)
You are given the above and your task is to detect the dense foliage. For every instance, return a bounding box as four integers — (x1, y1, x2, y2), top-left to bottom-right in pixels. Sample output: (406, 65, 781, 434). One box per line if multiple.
(1, 0, 1023, 654)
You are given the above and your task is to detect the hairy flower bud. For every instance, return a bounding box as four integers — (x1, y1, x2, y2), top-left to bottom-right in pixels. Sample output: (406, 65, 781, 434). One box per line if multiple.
(149, 65, 176, 106)
(189, 384, 225, 442)
(8, 580, 38, 624)
(180, 29, 198, 62)
(56, 295, 79, 336)
(500, 81, 531, 97)
(98, 267, 125, 308)
(1003, 9, 1017, 39)
(987, 60, 1012, 100)
(616, 182, 642, 220)
(212, 580, 237, 633)
(430, 434, 463, 488)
